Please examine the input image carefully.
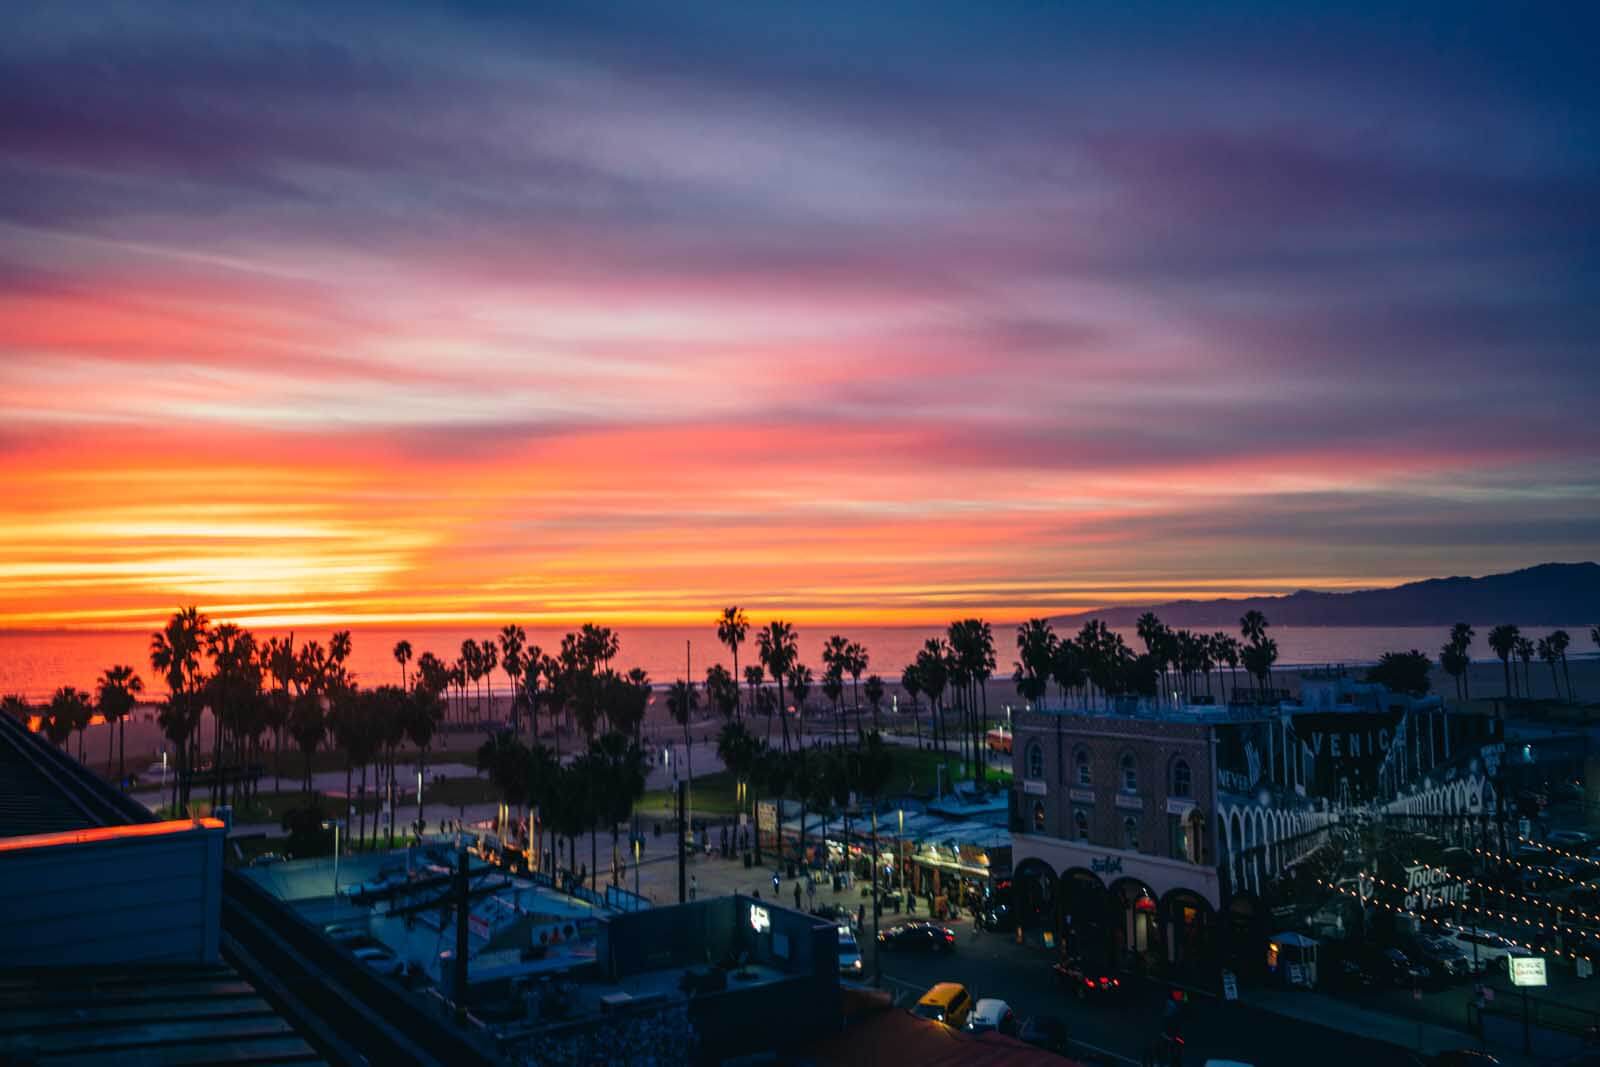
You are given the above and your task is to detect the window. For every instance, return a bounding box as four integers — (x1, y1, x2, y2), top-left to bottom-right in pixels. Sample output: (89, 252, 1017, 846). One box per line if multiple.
(1075, 747, 1092, 786)
(1171, 759, 1191, 798)
(1120, 753, 1138, 792)
(1073, 809, 1089, 842)
(1025, 741, 1044, 780)
(1123, 815, 1140, 851)
(1032, 800, 1046, 831)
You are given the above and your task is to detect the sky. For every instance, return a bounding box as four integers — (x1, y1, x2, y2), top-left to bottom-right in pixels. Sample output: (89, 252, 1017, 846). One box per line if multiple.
(1, 2, 1597, 631)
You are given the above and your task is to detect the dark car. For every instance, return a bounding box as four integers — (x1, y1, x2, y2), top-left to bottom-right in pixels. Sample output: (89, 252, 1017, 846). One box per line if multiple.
(1017, 1014, 1071, 1054)
(1410, 935, 1471, 982)
(1053, 955, 1125, 1000)
(876, 921, 956, 953)
(1373, 947, 1432, 988)
(977, 901, 1014, 931)
(811, 903, 855, 927)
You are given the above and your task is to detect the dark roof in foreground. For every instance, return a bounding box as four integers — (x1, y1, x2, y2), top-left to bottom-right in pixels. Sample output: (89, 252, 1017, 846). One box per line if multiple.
(0, 715, 106, 839)
(805, 999, 1084, 1066)
(0, 962, 327, 1067)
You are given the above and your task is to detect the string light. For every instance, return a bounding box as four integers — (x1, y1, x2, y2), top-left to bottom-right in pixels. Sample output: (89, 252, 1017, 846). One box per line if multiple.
(1515, 834, 1600, 866)
(1409, 861, 1600, 925)
(1467, 846, 1586, 886)
(1316, 878, 1594, 963)
(1351, 871, 1596, 940)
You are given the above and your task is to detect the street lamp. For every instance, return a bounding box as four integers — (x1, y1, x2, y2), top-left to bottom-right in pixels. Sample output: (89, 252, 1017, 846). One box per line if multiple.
(322, 819, 345, 896)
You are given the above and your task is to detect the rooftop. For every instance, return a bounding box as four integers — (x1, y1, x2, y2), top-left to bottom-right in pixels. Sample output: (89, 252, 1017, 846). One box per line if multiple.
(0, 962, 328, 1067)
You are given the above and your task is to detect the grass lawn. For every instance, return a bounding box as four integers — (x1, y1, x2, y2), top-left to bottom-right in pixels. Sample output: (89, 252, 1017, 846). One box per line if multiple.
(639, 771, 741, 819)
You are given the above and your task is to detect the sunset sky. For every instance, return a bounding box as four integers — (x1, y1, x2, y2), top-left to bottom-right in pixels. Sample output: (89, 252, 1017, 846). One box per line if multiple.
(2, 3, 1597, 631)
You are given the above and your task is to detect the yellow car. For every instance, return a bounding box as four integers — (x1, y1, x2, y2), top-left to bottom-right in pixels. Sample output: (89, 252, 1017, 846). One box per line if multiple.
(912, 982, 973, 1028)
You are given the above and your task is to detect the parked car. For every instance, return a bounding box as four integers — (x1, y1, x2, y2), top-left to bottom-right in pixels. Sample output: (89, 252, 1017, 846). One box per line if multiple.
(345, 868, 407, 900)
(1371, 948, 1432, 988)
(912, 982, 972, 1027)
(1445, 929, 1517, 973)
(812, 903, 855, 927)
(878, 921, 956, 953)
(976, 900, 1014, 931)
(1053, 955, 1125, 1000)
(838, 927, 863, 977)
(1411, 935, 1471, 981)
(1017, 1014, 1071, 1054)
(1547, 830, 1592, 849)
(966, 998, 1018, 1036)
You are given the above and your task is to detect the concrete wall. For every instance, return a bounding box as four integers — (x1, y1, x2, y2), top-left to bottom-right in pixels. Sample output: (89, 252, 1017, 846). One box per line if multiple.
(0, 822, 224, 965)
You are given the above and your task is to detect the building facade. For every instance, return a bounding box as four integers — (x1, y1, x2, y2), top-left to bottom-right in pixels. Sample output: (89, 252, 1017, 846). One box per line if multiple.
(1010, 675, 1501, 984)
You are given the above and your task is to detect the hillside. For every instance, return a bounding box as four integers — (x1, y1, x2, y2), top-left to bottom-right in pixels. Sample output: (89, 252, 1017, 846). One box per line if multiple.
(1052, 562, 1599, 628)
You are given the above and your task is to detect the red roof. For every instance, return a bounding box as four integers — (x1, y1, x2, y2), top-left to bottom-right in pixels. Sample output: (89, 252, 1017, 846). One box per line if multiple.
(805, 1003, 1087, 1067)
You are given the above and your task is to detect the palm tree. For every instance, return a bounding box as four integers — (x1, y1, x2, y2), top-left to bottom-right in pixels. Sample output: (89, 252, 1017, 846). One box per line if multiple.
(405, 682, 445, 835)
(704, 664, 739, 722)
(591, 732, 648, 888)
(718, 608, 750, 720)
(1014, 618, 1057, 705)
(1240, 610, 1268, 647)
(288, 690, 325, 795)
(788, 663, 815, 737)
(743, 664, 766, 736)
(821, 635, 850, 733)
(1550, 629, 1574, 702)
(1449, 624, 1475, 700)
(916, 639, 949, 753)
(756, 621, 799, 752)
(900, 664, 922, 746)
(821, 668, 844, 741)
(499, 624, 526, 733)
(864, 674, 885, 730)
(477, 729, 532, 841)
(666, 679, 698, 785)
(480, 638, 499, 719)
(49, 686, 93, 758)
(1440, 641, 1469, 702)
(150, 606, 209, 809)
(846, 642, 869, 735)
(1488, 624, 1520, 699)
(1538, 637, 1562, 701)
(96, 665, 143, 785)
(717, 721, 763, 861)
(1515, 636, 1536, 698)
(393, 640, 412, 689)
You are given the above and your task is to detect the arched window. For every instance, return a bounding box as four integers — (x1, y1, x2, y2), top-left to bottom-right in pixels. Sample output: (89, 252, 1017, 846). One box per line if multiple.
(1025, 741, 1044, 780)
(1073, 809, 1089, 842)
(1032, 800, 1046, 832)
(1123, 815, 1140, 851)
(1075, 747, 1092, 786)
(1170, 759, 1192, 798)
(1120, 752, 1138, 793)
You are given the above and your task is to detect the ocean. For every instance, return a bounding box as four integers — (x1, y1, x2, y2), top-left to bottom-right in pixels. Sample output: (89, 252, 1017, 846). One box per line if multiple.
(0, 623, 1590, 701)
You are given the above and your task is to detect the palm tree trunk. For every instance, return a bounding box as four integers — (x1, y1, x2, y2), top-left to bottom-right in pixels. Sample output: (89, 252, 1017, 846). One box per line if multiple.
(119, 718, 126, 789)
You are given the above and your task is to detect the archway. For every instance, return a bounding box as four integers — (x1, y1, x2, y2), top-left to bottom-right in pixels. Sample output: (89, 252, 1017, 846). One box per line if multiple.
(1110, 877, 1161, 974)
(1012, 857, 1058, 931)
(1224, 891, 1267, 980)
(1162, 888, 1218, 982)
(1061, 867, 1111, 961)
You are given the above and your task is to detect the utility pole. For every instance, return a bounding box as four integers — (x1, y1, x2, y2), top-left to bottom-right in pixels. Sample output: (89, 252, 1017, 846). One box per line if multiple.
(677, 780, 688, 904)
(454, 845, 469, 1024)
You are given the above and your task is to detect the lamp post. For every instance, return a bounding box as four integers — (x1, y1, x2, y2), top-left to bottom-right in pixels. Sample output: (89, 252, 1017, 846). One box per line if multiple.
(322, 819, 344, 896)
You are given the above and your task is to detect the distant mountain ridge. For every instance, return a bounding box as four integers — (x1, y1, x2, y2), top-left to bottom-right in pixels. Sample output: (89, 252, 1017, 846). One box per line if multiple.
(1051, 562, 1599, 628)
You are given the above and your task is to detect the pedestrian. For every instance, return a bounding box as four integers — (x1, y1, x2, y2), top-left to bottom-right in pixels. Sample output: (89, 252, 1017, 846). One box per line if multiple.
(772, 871, 781, 894)
(857, 903, 864, 931)
(794, 882, 802, 911)
(690, 875, 698, 901)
